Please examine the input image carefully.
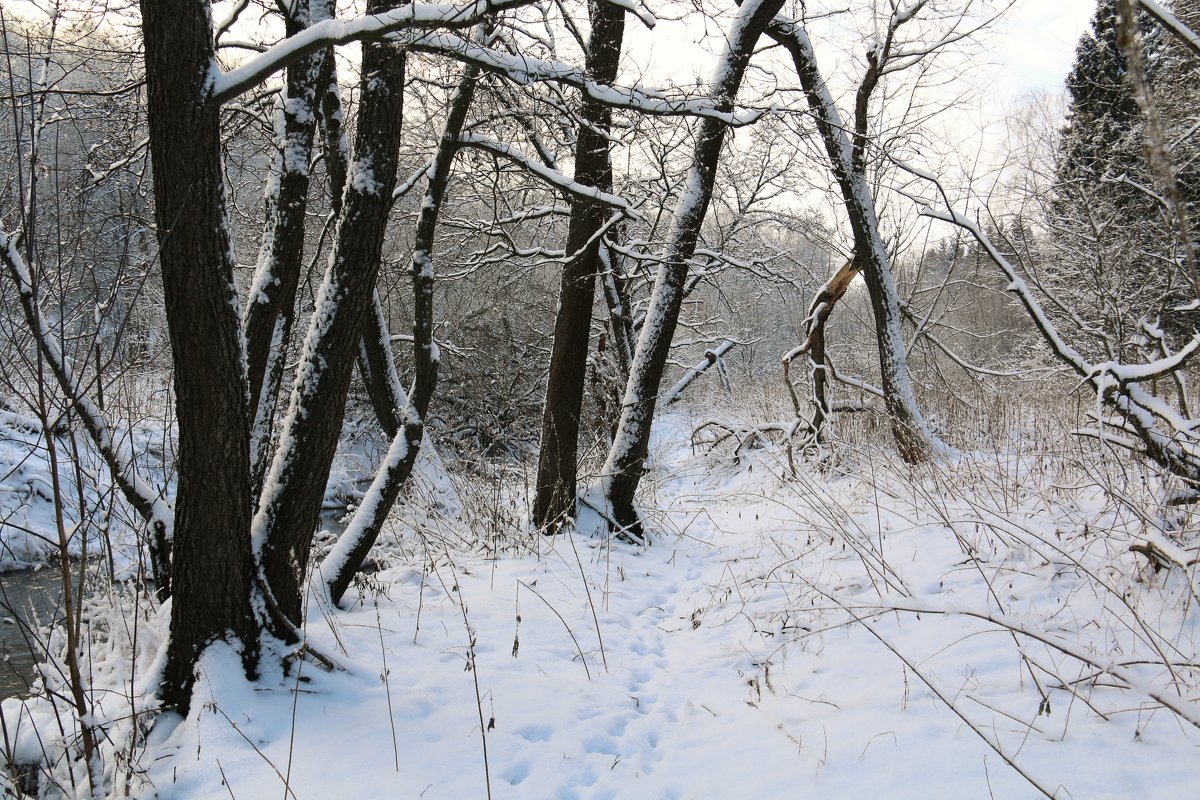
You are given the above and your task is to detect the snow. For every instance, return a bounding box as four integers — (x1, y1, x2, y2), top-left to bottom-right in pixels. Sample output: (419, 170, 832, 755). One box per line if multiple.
(10, 409, 1197, 797)
(348, 156, 381, 196)
(0, 406, 171, 573)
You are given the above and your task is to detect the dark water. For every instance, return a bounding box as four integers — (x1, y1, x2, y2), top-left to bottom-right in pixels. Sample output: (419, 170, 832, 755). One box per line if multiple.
(0, 569, 65, 701)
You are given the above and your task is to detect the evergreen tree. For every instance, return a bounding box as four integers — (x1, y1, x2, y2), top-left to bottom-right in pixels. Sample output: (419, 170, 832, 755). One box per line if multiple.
(1045, 0, 1200, 355)
(1056, 0, 1158, 204)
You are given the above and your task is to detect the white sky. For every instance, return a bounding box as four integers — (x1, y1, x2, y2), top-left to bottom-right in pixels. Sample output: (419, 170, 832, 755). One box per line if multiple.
(994, 0, 1096, 100)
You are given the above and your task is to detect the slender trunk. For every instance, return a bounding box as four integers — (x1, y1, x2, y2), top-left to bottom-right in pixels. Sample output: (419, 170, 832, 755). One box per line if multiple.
(322, 46, 486, 605)
(598, 240, 635, 381)
(306, 13, 404, 444)
(357, 292, 406, 437)
(244, 7, 328, 498)
(255, 0, 408, 627)
(602, 0, 786, 536)
(140, 0, 260, 715)
(769, 19, 939, 463)
(534, 0, 627, 527)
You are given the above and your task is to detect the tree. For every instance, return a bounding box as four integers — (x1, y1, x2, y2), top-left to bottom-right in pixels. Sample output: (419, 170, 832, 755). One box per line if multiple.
(135, 0, 520, 713)
(138, 0, 264, 715)
(534, 0, 627, 529)
(600, 0, 787, 537)
(1048, 0, 1199, 352)
(1057, 0, 1151, 194)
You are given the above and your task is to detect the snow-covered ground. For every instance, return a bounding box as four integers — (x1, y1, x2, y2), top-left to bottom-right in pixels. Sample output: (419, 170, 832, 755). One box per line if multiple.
(4, 411, 1200, 797)
(0, 406, 168, 573)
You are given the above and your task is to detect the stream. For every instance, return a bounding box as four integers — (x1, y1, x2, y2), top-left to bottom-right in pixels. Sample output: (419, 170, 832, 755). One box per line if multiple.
(0, 569, 65, 701)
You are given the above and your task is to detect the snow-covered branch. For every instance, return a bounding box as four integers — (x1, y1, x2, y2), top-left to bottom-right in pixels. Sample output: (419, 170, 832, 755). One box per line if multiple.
(0, 232, 174, 588)
(410, 32, 768, 124)
(664, 340, 735, 405)
(1137, 0, 1200, 59)
(459, 133, 639, 215)
(210, 0, 533, 104)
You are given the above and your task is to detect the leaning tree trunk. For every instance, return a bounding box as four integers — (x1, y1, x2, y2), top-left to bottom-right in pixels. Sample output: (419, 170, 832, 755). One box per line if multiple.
(601, 0, 787, 536)
(243, 3, 329, 499)
(255, 0, 408, 628)
(769, 18, 940, 463)
(139, 0, 261, 715)
(533, 0, 627, 529)
(321, 37, 487, 606)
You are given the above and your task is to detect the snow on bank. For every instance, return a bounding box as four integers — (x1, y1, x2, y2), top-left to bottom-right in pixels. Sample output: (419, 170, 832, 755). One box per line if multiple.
(0, 407, 171, 573)
(123, 412, 1199, 799)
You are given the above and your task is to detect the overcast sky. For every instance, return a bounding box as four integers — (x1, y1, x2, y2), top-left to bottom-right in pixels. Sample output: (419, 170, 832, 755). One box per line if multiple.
(995, 0, 1096, 99)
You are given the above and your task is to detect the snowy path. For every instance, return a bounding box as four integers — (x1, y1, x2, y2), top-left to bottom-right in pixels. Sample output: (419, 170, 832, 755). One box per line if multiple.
(134, 415, 1200, 799)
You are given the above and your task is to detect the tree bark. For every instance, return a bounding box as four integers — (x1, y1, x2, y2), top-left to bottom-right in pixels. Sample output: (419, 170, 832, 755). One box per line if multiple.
(139, 0, 260, 715)
(244, 5, 328, 498)
(255, 0, 408, 627)
(322, 43, 486, 605)
(602, 0, 786, 536)
(534, 0, 627, 528)
(769, 18, 939, 463)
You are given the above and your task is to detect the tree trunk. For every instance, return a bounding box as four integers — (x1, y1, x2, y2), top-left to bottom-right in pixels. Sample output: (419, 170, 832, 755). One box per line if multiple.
(255, 0, 407, 627)
(139, 0, 260, 715)
(795, 257, 859, 439)
(534, 0, 627, 528)
(244, 6, 328, 498)
(602, 0, 786, 536)
(769, 19, 940, 463)
(322, 43, 486, 605)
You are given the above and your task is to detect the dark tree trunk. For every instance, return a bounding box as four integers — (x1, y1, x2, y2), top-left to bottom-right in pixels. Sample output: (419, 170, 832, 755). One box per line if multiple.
(139, 0, 260, 715)
(602, 0, 786, 536)
(533, 0, 626, 528)
(308, 24, 404, 443)
(256, 1, 407, 627)
(244, 8, 328, 498)
(323, 46, 486, 605)
(357, 293, 405, 437)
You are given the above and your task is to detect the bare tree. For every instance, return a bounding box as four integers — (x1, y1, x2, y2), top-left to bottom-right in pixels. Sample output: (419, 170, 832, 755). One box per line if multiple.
(534, 0, 627, 529)
(600, 0, 786, 537)
(767, 2, 981, 463)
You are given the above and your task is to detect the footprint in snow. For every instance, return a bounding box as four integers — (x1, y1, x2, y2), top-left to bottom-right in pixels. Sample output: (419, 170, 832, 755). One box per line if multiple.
(499, 759, 532, 786)
(517, 723, 554, 742)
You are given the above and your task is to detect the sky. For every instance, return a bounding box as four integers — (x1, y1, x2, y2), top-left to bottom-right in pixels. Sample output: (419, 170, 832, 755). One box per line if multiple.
(995, 0, 1096, 99)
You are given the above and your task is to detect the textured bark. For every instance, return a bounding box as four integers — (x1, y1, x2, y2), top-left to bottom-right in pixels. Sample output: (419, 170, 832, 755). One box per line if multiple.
(139, 0, 259, 715)
(324, 49, 484, 606)
(244, 7, 327, 497)
(769, 19, 936, 464)
(534, 0, 626, 528)
(307, 24, 403, 444)
(256, 0, 407, 627)
(602, 0, 786, 536)
(357, 293, 406, 437)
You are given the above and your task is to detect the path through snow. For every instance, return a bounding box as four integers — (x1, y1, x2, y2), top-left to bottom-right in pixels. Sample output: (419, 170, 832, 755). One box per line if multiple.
(112, 414, 1200, 797)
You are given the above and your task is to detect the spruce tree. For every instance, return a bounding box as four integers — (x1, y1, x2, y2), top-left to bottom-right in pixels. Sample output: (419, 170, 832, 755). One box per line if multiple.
(1056, 0, 1157, 205)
